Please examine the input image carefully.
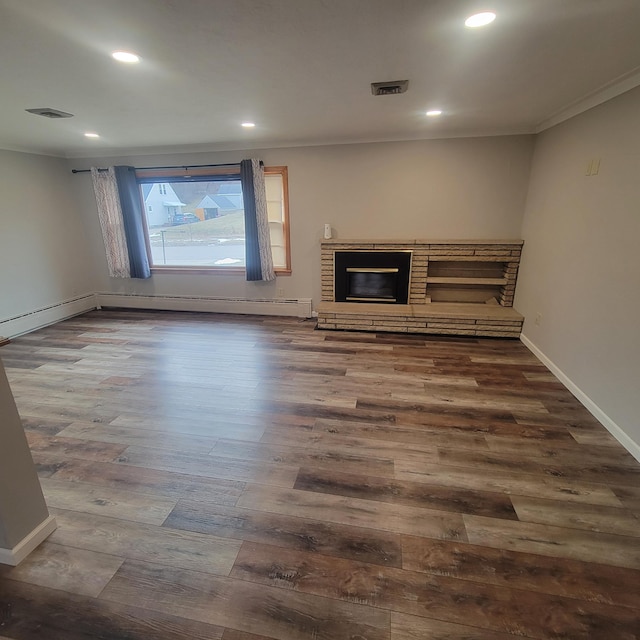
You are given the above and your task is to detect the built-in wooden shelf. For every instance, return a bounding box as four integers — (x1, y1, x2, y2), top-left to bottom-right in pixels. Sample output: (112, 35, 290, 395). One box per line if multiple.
(425, 277, 508, 285)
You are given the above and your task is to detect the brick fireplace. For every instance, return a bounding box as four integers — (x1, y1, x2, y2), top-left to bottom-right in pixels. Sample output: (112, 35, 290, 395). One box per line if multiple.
(318, 239, 525, 337)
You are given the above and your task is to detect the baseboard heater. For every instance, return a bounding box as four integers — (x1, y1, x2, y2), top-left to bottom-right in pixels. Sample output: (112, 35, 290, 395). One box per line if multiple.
(0, 293, 313, 338)
(95, 293, 313, 318)
(0, 293, 97, 338)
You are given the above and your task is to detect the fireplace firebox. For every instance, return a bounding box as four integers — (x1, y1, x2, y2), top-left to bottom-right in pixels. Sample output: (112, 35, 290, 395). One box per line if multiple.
(334, 251, 411, 304)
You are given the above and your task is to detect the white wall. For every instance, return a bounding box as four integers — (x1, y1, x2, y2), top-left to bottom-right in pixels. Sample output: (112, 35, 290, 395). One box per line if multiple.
(69, 134, 533, 306)
(516, 86, 640, 456)
(0, 149, 96, 334)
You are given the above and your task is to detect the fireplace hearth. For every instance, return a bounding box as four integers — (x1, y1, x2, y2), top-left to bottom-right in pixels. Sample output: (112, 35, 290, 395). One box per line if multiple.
(334, 251, 411, 304)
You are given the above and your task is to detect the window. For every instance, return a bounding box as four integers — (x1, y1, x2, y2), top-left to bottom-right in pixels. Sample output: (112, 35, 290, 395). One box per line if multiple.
(264, 168, 290, 270)
(137, 166, 290, 274)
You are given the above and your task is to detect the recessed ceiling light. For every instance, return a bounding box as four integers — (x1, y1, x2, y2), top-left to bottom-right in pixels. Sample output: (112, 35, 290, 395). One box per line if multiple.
(112, 51, 140, 63)
(84, 132, 100, 138)
(241, 122, 256, 128)
(426, 110, 443, 117)
(465, 11, 496, 28)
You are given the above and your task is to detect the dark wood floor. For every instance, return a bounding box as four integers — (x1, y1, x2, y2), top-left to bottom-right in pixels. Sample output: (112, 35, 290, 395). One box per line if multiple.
(0, 309, 639, 640)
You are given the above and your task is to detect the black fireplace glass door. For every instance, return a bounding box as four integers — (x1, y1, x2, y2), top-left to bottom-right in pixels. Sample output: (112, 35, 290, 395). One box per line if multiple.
(347, 270, 396, 300)
(335, 251, 411, 304)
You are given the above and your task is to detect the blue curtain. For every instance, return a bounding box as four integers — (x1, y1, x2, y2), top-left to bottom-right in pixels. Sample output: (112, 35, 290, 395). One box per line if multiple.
(114, 166, 151, 279)
(241, 159, 275, 282)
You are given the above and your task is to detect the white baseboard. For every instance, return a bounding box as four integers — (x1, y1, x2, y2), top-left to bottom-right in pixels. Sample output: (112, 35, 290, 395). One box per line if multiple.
(520, 333, 640, 463)
(0, 294, 97, 339)
(0, 515, 57, 566)
(96, 292, 313, 318)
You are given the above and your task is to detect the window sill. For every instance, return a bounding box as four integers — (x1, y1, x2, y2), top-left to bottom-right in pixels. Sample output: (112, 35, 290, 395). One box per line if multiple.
(150, 267, 291, 276)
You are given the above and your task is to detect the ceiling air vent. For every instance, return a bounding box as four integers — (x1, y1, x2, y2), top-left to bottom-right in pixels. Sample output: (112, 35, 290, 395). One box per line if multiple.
(371, 80, 409, 96)
(25, 107, 74, 119)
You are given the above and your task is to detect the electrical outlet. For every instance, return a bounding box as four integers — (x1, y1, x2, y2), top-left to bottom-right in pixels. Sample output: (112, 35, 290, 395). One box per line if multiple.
(534, 313, 542, 326)
(276, 288, 285, 298)
(586, 158, 601, 176)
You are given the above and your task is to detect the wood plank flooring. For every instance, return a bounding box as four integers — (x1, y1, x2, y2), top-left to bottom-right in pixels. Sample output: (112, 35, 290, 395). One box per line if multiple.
(0, 309, 639, 640)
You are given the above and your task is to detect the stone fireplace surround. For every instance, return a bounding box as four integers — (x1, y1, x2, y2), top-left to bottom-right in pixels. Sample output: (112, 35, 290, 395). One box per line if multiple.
(318, 239, 524, 337)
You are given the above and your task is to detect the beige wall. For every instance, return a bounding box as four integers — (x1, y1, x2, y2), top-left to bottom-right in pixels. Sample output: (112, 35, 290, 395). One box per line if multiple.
(0, 149, 95, 325)
(69, 135, 533, 306)
(0, 358, 49, 549)
(516, 86, 640, 452)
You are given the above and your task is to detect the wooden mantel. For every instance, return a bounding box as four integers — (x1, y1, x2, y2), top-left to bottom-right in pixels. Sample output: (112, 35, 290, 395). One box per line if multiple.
(318, 239, 524, 337)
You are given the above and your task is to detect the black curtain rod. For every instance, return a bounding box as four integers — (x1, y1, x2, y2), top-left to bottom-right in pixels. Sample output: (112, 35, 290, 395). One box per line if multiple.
(71, 162, 244, 174)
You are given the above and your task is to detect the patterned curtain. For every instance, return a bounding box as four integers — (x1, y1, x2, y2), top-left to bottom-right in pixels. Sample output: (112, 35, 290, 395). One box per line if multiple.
(114, 166, 151, 279)
(91, 167, 131, 278)
(241, 159, 275, 282)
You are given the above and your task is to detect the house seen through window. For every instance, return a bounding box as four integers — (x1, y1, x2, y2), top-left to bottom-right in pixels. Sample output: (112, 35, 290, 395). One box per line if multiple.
(137, 167, 290, 272)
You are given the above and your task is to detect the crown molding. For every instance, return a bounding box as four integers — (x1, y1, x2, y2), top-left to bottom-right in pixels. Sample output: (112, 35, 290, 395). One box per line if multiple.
(535, 66, 640, 133)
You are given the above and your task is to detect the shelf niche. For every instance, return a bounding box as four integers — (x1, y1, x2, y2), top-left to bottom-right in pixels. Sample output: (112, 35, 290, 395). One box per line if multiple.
(426, 259, 509, 303)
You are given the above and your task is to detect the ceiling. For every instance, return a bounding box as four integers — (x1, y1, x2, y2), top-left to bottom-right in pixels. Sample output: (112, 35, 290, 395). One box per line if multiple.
(1, 0, 640, 158)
